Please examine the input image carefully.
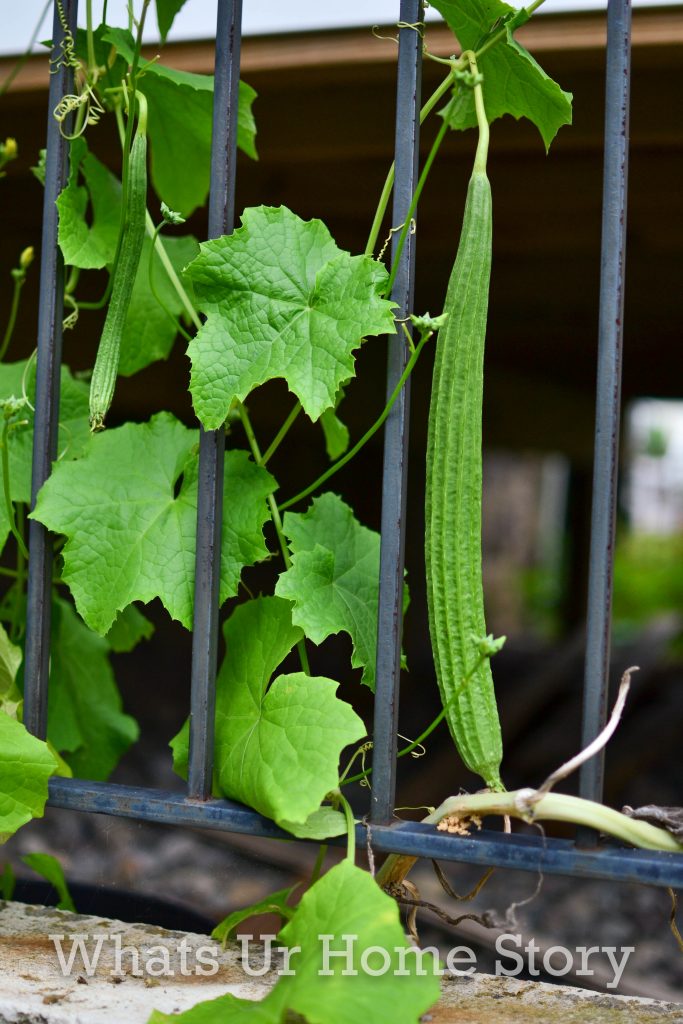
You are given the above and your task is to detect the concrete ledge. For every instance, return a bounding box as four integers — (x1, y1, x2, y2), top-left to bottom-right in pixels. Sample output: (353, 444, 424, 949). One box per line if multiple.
(1, 902, 681, 1023)
(0, 901, 275, 1023)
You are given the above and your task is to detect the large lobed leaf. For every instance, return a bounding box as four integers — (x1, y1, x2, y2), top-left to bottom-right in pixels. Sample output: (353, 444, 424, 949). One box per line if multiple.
(186, 206, 397, 429)
(0, 360, 91, 557)
(118, 234, 200, 376)
(56, 139, 199, 376)
(148, 861, 440, 1024)
(431, 0, 572, 150)
(31, 413, 275, 635)
(105, 604, 155, 653)
(103, 28, 257, 216)
(276, 493, 387, 690)
(171, 597, 363, 834)
(57, 137, 120, 270)
(156, 0, 190, 43)
(274, 860, 441, 1024)
(0, 622, 22, 711)
(0, 711, 57, 843)
(0, 594, 144, 781)
(47, 598, 140, 781)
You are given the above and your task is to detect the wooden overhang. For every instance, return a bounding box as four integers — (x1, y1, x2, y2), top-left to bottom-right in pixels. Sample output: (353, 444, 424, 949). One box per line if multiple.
(0, 6, 682, 465)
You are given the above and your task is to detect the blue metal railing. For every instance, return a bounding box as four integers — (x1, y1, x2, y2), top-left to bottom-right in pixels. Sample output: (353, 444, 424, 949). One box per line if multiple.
(27, 0, 683, 890)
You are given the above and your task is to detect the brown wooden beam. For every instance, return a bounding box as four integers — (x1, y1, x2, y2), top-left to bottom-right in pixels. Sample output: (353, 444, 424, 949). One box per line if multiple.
(2, 8, 682, 93)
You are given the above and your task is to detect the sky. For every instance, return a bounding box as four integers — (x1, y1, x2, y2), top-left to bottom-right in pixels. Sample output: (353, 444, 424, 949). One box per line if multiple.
(1, 0, 682, 55)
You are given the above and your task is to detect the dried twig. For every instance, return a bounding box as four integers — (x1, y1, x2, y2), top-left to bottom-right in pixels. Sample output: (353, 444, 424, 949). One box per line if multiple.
(530, 666, 637, 805)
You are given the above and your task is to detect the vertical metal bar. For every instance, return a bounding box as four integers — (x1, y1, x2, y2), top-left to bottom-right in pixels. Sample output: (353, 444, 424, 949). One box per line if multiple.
(579, 0, 631, 810)
(188, 0, 243, 799)
(370, 1, 423, 825)
(24, 0, 78, 739)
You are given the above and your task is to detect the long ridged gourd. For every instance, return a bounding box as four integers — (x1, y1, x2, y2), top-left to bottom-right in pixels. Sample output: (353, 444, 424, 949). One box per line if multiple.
(424, 141, 503, 791)
(89, 128, 147, 430)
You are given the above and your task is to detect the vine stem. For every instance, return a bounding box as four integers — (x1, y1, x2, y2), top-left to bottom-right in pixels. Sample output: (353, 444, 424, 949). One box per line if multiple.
(147, 213, 200, 326)
(108, 0, 152, 299)
(365, 0, 549, 261)
(261, 402, 301, 467)
(337, 791, 357, 864)
(117, 105, 308, 676)
(383, 115, 448, 299)
(85, 0, 96, 73)
(11, 504, 26, 640)
(0, 272, 26, 362)
(237, 404, 311, 676)
(147, 223, 193, 342)
(469, 0, 548, 63)
(279, 326, 431, 512)
(341, 653, 489, 787)
(1, 421, 29, 560)
(468, 53, 489, 173)
(365, 72, 455, 258)
(426, 791, 683, 853)
(375, 792, 683, 891)
(309, 844, 328, 886)
(64, 266, 80, 296)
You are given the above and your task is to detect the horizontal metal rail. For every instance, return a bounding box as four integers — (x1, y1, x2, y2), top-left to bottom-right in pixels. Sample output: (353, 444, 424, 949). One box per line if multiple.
(48, 779, 683, 889)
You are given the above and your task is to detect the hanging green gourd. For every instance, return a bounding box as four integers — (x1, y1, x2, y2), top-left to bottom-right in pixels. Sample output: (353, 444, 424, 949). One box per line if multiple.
(424, 55, 504, 792)
(89, 92, 148, 431)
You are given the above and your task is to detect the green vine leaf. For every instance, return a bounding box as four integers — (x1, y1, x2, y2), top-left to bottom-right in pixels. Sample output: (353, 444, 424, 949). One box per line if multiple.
(57, 138, 121, 270)
(0, 360, 91, 558)
(31, 413, 275, 635)
(431, 0, 572, 150)
(104, 604, 154, 653)
(320, 406, 350, 461)
(156, 0, 190, 43)
(212, 884, 298, 947)
(149, 861, 440, 1024)
(0, 863, 15, 900)
(274, 860, 441, 1022)
(74, 25, 128, 87)
(148, 996, 278, 1024)
(21, 853, 75, 912)
(0, 484, 9, 560)
(171, 597, 365, 831)
(0, 710, 57, 843)
(0, 594, 140, 781)
(279, 805, 348, 840)
(0, 622, 22, 713)
(103, 28, 257, 216)
(47, 598, 139, 781)
(55, 138, 199, 376)
(218, 668, 363, 828)
(275, 493, 393, 690)
(118, 234, 200, 377)
(186, 206, 397, 430)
